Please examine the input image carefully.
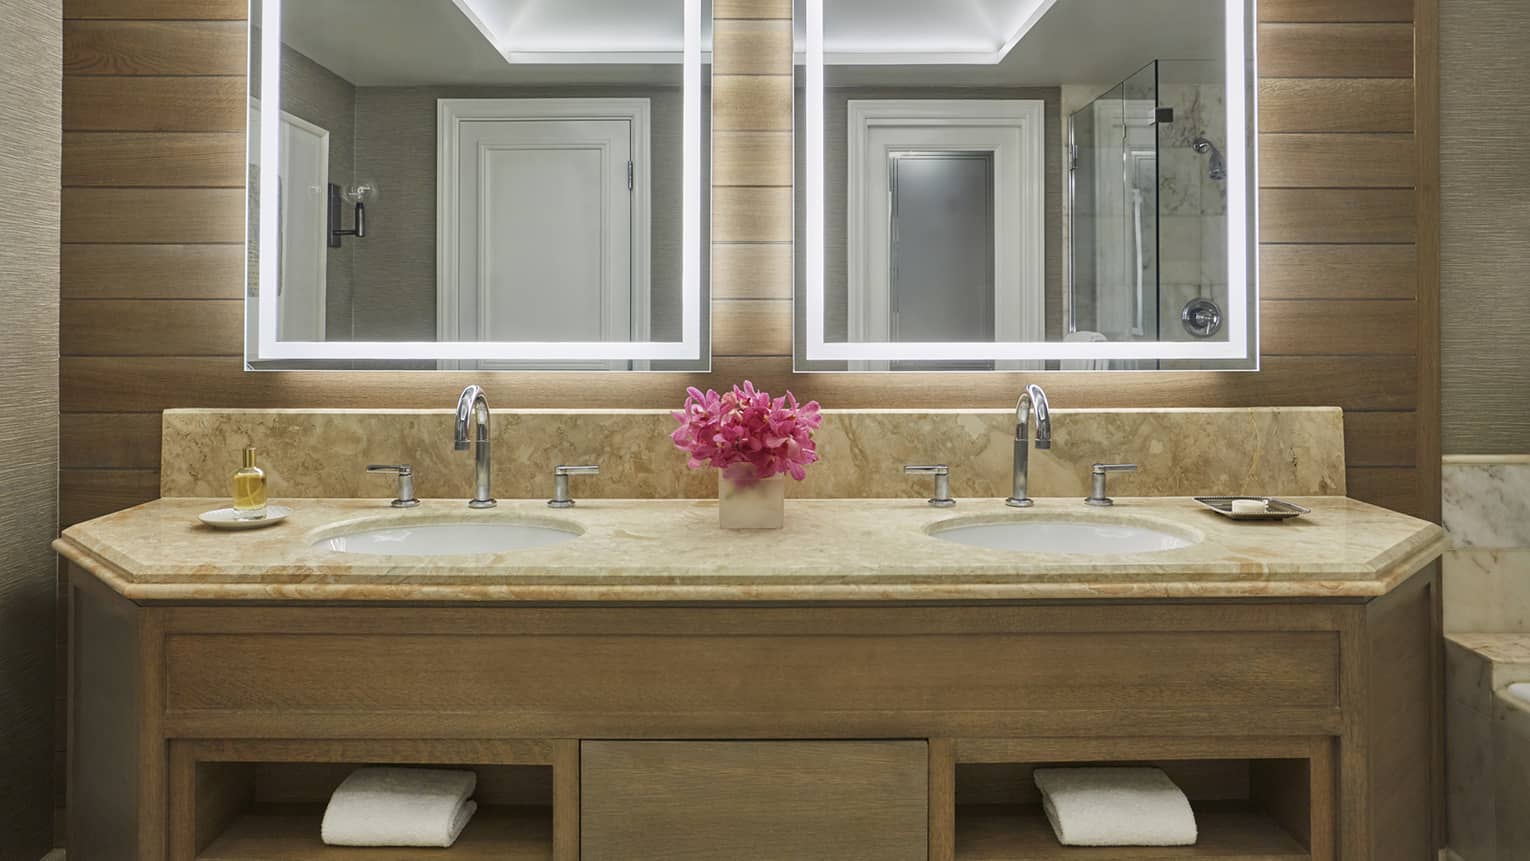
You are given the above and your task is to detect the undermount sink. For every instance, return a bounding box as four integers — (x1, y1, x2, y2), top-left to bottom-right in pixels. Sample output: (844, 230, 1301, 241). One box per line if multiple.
(929, 516, 1197, 556)
(315, 520, 581, 556)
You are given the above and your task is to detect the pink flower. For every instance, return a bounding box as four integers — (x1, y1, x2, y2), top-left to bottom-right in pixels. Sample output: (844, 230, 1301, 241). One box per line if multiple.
(671, 381, 822, 480)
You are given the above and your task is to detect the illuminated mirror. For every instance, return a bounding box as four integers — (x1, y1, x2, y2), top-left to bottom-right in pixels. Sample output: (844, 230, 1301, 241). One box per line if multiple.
(247, 0, 709, 370)
(796, 0, 1258, 371)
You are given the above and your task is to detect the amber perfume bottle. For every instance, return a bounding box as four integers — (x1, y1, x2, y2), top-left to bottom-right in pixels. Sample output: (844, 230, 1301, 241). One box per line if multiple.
(231, 447, 268, 520)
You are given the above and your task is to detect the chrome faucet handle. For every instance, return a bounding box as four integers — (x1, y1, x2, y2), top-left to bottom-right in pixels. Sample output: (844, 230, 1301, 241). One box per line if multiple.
(366, 464, 421, 509)
(904, 464, 955, 508)
(549, 465, 600, 509)
(1085, 463, 1137, 507)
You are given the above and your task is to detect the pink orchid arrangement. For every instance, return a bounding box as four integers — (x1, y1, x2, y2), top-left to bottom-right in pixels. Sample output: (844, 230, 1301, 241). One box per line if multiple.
(671, 381, 823, 480)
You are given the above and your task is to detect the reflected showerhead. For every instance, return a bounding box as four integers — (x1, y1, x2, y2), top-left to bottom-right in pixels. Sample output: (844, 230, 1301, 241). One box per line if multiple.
(1191, 137, 1227, 182)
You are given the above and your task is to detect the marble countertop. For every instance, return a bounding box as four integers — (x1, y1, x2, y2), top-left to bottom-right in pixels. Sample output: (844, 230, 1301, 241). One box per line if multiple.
(54, 496, 1449, 603)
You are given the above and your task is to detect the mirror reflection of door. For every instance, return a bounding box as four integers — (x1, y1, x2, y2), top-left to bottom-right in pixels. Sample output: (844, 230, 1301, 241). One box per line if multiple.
(246, 100, 330, 347)
(438, 99, 650, 370)
(847, 100, 1046, 371)
(888, 153, 995, 371)
(1067, 79, 1159, 369)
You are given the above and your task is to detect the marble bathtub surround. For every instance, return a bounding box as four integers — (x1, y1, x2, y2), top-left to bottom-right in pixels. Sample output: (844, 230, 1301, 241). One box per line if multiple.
(1446, 634, 1530, 860)
(55, 496, 1445, 604)
(1443, 456, 1530, 549)
(1443, 456, 1530, 633)
(159, 407, 1347, 503)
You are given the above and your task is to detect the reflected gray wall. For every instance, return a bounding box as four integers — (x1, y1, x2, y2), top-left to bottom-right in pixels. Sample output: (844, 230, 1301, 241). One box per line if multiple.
(282, 47, 358, 341)
(0, 0, 60, 854)
(794, 81, 1064, 354)
(253, 31, 358, 341)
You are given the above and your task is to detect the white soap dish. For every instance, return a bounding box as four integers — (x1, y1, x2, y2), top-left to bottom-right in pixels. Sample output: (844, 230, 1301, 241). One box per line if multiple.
(198, 506, 292, 530)
(1194, 496, 1311, 521)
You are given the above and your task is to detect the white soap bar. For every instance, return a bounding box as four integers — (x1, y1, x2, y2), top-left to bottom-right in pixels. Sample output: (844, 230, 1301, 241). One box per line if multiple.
(1231, 499, 1268, 516)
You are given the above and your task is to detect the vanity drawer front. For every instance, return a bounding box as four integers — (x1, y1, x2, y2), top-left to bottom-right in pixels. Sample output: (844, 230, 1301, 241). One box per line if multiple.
(580, 741, 928, 861)
(160, 606, 1342, 737)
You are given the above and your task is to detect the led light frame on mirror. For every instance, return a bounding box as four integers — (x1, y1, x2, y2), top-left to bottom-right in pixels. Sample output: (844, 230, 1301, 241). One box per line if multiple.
(252, 0, 704, 364)
(801, 0, 1259, 366)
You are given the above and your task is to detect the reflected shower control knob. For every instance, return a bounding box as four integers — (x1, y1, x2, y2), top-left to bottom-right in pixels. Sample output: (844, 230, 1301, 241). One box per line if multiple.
(1181, 298, 1224, 338)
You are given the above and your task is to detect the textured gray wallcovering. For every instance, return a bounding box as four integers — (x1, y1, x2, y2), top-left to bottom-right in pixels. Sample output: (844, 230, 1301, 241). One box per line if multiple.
(252, 32, 359, 340)
(0, 0, 60, 855)
(1442, 0, 1530, 454)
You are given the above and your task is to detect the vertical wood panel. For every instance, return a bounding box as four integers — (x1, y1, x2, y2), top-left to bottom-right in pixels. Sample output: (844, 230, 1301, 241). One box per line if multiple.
(64, 21, 246, 76)
(1259, 134, 1417, 188)
(714, 0, 792, 18)
(63, 76, 246, 131)
(713, 300, 794, 357)
(65, 0, 247, 19)
(712, 19, 792, 76)
(61, 188, 246, 244)
(713, 244, 794, 299)
(1260, 79, 1413, 132)
(62, 244, 245, 299)
(1257, 23, 1415, 78)
(1259, 0, 1414, 22)
(62, 132, 245, 187)
(714, 187, 793, 243)
(711, 9, 794, 329)
(1260, 245, 1417, 300)
(1261, 189, 1417, 244)
(713, 132, 793, 186)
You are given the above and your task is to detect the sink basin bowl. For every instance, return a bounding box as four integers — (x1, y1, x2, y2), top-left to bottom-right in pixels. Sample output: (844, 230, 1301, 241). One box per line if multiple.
(929, 517, 1196, 556)
(316, 521, 581, 556)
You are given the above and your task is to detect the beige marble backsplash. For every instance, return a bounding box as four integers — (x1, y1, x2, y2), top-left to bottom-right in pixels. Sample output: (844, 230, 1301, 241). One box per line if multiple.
(160, 407, 1347, 501)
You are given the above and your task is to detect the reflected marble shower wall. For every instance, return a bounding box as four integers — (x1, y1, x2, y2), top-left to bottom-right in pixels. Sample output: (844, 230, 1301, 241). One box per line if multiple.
(1156, 65, 1227, 344)
(1443, 456, 1530, 632)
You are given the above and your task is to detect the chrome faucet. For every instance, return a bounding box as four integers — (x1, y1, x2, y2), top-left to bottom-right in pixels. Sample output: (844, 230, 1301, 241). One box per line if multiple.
(1005, 384, 1052, 508)
(454, 385, 496, 509)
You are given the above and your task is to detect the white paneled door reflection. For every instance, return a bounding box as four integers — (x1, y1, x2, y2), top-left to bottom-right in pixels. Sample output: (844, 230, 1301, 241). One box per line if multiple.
(439, 99, 651, 370)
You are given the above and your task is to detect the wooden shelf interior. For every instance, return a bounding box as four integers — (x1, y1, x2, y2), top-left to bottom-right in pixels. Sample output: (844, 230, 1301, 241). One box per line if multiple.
(953, 758, 1314, 861)
(199, 805, 552, 861)
(956, 803, 1307, 861)
(192, 761, 553, 860)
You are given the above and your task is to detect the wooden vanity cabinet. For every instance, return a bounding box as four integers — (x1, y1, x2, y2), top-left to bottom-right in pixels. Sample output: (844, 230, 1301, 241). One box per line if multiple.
(581, 741, 928, 860)
(65, 563, 1442, 860)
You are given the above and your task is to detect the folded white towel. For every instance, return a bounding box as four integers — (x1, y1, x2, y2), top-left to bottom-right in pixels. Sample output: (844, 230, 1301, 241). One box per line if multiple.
(321, 767, 479, 848)
(1033, 767, 1198, 847)
(1061, 331, 1110, 372)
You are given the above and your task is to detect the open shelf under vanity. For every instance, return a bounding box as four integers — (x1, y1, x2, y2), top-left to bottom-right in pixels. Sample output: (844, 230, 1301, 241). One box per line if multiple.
(171, 740, 571, 861)
(955, 803, 1308, 860)
(945, 738, 1333, 861)
(199, 805, 551, 861)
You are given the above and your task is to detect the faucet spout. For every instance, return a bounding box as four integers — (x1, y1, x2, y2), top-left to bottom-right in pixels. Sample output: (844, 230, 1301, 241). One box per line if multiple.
(1006, 384, 1051, 508)
(454, 385, 496, 508)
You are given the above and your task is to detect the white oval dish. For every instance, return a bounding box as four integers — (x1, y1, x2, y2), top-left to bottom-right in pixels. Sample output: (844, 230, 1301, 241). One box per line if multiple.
(198, 506, 292, 530)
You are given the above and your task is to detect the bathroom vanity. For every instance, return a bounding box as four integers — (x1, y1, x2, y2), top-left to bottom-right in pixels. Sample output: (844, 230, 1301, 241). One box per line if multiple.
(57, 495, 1447, 861)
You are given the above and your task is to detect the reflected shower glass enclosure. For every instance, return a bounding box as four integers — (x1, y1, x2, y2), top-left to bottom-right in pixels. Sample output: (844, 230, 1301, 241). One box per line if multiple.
(1068, 60, 1228, 369)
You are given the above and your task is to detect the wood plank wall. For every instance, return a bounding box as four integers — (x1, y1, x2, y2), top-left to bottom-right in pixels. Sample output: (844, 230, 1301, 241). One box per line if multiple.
(52, 0, 1438, 838)
(58, 0, 1438, 525)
